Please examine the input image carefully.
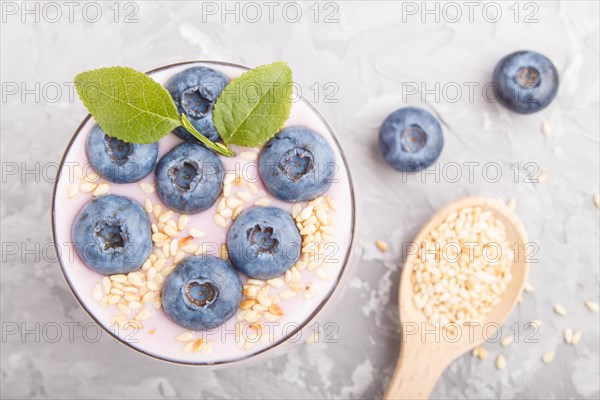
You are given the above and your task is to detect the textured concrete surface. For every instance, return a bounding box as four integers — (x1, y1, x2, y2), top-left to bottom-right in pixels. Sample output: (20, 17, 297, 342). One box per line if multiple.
(1, 1, 599, 399)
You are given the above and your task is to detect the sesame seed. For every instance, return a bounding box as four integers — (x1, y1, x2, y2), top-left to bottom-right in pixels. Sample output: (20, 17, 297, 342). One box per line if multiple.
(500, 336, 513, 347)
(93, 284, 103, 301)
(523, 282, 535, 293)
(144, 199, 153, 214)
(139, 182, 154, 194)
(375, 240, 389, 252)
(240, 151, 258, 161)
(226, 197, 242, 209)
(542, 351, 555, 364)
(158, 210, 174, 223)
(189, 228, 205, 238)
(553, 304, 567, 316)
(182, 341, 193, 354)
(178, 215, 189, 230)
(306, 332, 319, 344)
(110, 274, 127, 283)
(267, 278, 284, 288)
(152, 204, 162, 220)
(175, 331, 193, 342)
(224, 172, 236, 185)
(563, 328, 573, 344)
(79, 182, 97, 193)
(68, 184, 79, 199)
(236, 191, 252, 202)
(585, 300, 599, 313)
(506, 197, 516, 210)
(495, 355, 506, 370)
(214, 214, 227, 228)
(541, 121, 551, 135)
(83, 169, 99, 182)
(163, 225, 178, 238)
(254, 197, 271, 207)
(91, 183, 109, 197)
(594, 194, 600, 209)
(192, 338, 204, 352)
(571, 330, 582, 345)
(220, 208, 233, 219)
(326, 196, 338, 210)
(537, 171, 549, 183)
(280, 290, 297, 299)
(248, 183, 258, 195)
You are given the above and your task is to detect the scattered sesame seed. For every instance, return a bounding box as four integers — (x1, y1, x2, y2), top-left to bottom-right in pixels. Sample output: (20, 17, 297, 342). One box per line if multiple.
(563, 328, 573, 344)
(506, 197, 516, 210)
(542, 351, 555, 364)
(571, 330, 582, 345)
(541, 121, 551, 135)
(495, 355, 506, 370)
(523, 281, 535, 293)
(537, 171, 549, 183)
(553, 304, 567, 316)
(585, 300, 599, 313)
(375, 240, 389, 252)
(500, 336, 513, 347)
(306, 331, 319, 344)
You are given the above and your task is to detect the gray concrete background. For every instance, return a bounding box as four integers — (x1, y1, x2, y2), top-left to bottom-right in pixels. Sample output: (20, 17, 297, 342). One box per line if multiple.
(1, 1, 599, 399)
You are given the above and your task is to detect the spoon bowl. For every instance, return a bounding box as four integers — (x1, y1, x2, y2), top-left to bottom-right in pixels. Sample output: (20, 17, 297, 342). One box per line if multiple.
(385, 196, 529, 400)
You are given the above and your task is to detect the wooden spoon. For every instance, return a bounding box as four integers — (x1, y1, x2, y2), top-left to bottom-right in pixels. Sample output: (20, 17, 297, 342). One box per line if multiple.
(384, 196, 529, 400)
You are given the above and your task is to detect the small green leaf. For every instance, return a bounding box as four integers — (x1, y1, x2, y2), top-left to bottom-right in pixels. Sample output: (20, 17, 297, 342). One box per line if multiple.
(213, 61, 293, 147)
(74, 66, 181, 144)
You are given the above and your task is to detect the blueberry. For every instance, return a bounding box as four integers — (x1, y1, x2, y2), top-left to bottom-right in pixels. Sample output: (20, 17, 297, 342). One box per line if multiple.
(379, 107, 444, 173)
(161, 255, 242, 330)
(72, 194, 152, 275)
(493, 51, 559, 114)
(155, 142, 224, 214)
(86, 125, 158, 183)
(259, 126, 336, 202)
(227, 206, 301, 280)
(165, 67, 229, 142)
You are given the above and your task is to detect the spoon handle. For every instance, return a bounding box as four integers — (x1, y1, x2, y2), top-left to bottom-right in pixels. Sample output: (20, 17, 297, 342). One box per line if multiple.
(384, 339, 449, 400)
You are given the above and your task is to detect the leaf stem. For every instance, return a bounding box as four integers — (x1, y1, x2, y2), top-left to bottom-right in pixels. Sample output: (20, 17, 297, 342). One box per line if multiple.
(180, 113, 236, 157)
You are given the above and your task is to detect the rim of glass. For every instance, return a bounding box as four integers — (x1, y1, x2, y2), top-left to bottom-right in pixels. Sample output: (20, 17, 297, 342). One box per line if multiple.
(51, 60, 359, 366)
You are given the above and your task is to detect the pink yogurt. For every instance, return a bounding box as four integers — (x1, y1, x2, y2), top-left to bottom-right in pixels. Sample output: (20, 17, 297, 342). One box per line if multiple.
(52, 61, 359, 366)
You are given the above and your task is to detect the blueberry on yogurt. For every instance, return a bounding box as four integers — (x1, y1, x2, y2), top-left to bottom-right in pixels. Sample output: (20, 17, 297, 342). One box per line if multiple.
(379, 107, 444, 173)
(155, 142, 224, 214)
(227, 206, 301, 280)
(72, 194, 152, 275)
(259, 126, 336, 202)
(165, 67, 230, 142)
(162, 255, 242, 331)
(86, 125, 158, 183)
(493, 51, 559, 114)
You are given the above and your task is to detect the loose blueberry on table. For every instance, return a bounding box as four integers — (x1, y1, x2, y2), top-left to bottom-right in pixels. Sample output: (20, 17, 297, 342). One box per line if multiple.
(492, 50, 559, 114)
(379, 107, 444, 173)
(72, 194, 153, 275)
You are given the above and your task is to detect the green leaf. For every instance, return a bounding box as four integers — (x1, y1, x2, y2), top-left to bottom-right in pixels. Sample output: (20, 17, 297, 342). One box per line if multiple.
(74, 66, 181, 144)
(213, 61, 293, 147)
